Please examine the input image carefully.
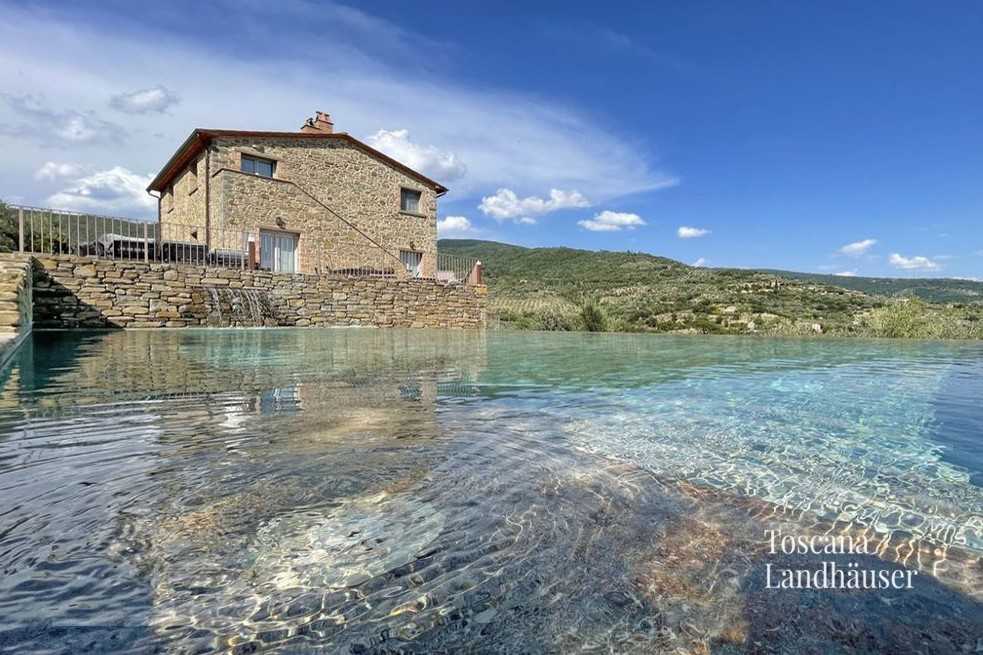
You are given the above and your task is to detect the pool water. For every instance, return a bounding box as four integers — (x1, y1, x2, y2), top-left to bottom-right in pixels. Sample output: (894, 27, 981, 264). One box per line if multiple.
(0, 330, 980, 654)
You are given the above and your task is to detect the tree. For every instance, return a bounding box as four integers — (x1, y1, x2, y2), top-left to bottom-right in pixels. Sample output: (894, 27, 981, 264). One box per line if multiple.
(580, 298, 608, 332)
(0, 200, 17, 252)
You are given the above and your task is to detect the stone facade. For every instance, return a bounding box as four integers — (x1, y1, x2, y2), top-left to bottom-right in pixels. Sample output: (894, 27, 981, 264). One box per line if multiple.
(158, 132, 440, 277)
(160, 149, 207, 237)
(32, 255, 486, 330)
(0, 254, 33, 366)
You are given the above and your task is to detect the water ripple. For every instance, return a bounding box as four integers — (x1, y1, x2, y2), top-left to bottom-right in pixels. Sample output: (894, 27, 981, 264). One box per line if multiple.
(0, 330, 980, 653)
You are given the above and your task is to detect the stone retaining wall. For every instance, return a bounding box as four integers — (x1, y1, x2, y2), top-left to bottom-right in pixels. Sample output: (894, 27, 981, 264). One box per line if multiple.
(32, 255, 486, 329)
(0, 254, 33, 366)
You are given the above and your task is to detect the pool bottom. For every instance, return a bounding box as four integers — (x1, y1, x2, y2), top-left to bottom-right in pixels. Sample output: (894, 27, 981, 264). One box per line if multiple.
(105, 439, 981, 655)
(2, 330, 982, 654)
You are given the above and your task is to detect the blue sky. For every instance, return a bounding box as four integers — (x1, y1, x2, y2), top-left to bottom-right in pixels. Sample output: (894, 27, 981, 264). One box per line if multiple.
(1, 1, 981, 278)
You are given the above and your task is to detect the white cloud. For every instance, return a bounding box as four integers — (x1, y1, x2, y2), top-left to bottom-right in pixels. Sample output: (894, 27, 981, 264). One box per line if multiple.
(834, 271, 858, 277)
(365, 128, 466, 182)
(838, 238, 877, 256)
(479, 188, 589, 223)
(692, 257, 707, 267)
(47, 167, 156, 217)
(34, 161, 85, 180)
(889, 253, 939, 271)
(677, 225, 710, 239)
(577, 210, 645, 232)
(0, 3, 677, 207)
(0, 94, 123, 146)
(109, 85, 180, 114)
(436, 215, 476, 236)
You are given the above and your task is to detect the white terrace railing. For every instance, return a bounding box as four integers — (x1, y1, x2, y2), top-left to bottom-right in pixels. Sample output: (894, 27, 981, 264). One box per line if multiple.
(434, 252, 483, 286)
(4, 205, 482, 285)
(8, 205, 252, 268)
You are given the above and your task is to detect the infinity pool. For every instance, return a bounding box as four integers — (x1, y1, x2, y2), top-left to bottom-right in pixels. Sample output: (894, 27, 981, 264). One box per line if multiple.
(0, 330, 980, 653)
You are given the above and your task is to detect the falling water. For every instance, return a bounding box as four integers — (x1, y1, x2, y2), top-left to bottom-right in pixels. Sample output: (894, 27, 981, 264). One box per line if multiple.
(244, 289, 272, 324)
(202, 286, 275, 327)
(206, 287, 223, 324)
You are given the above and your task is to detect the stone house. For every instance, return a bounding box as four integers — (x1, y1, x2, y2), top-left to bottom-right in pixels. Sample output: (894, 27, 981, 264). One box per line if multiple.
(147, 112, 447, 277)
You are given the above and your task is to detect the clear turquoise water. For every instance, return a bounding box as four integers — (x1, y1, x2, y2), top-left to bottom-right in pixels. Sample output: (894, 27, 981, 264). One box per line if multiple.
(0, 330, 980, 654)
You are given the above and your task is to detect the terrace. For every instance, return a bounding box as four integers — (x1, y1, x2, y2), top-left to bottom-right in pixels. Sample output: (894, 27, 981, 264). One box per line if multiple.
(7, 204, 481, 285)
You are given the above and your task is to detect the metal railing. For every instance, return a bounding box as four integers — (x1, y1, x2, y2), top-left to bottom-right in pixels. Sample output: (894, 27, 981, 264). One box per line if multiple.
(4, 205, 482, 285)
(6, 205, 251, 268)
(159, 222, 251, 268)
(434, 252, 480, 285)
(13, 205, 158, 259)
(214, 168, 410, 278)
(308, 244, 401, 279)
(210, 171, 480, 285)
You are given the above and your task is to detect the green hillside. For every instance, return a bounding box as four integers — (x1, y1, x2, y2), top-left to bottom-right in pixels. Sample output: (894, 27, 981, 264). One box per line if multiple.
(440, 239, 983, 338)
(758, 269, 983, 304)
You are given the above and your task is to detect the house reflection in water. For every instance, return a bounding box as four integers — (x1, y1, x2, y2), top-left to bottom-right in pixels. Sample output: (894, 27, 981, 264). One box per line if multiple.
(0, 327, 488, 458)
(2, 330, 982, 654)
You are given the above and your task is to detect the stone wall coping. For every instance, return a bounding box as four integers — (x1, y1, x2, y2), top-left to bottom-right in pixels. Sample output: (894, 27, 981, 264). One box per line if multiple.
(31, 253, 485, 288)
(29, 253, 487, 330)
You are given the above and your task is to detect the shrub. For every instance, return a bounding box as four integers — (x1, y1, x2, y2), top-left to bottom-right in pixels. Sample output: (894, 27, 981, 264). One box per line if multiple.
(865, 299, 927, 338)
(580, 299, 608, 332)
(539, 308, 575, 331)
(860, 299, 983, 339)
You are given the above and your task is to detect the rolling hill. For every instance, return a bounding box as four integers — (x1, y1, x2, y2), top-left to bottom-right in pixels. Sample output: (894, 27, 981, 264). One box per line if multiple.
(757, 270, 983, 304)
(439, 239, 983, 338)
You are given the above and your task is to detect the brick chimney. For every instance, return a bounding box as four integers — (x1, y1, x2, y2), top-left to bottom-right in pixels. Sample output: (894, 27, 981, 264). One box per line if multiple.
(300, 111, 334, 133)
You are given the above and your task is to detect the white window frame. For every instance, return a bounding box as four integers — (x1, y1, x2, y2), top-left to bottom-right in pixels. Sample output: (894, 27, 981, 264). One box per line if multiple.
(400, 187, 422, 214)
(260, 229, 299, 273)
(242, 154, 276, 178)
(400, 250, 423, 278)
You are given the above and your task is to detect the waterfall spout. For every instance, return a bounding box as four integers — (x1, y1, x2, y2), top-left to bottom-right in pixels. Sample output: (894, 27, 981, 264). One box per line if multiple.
(202, 286, 275, 327)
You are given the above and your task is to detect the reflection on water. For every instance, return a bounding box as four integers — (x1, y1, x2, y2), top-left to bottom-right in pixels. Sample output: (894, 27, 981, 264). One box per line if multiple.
(0, 330, 980, 654)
